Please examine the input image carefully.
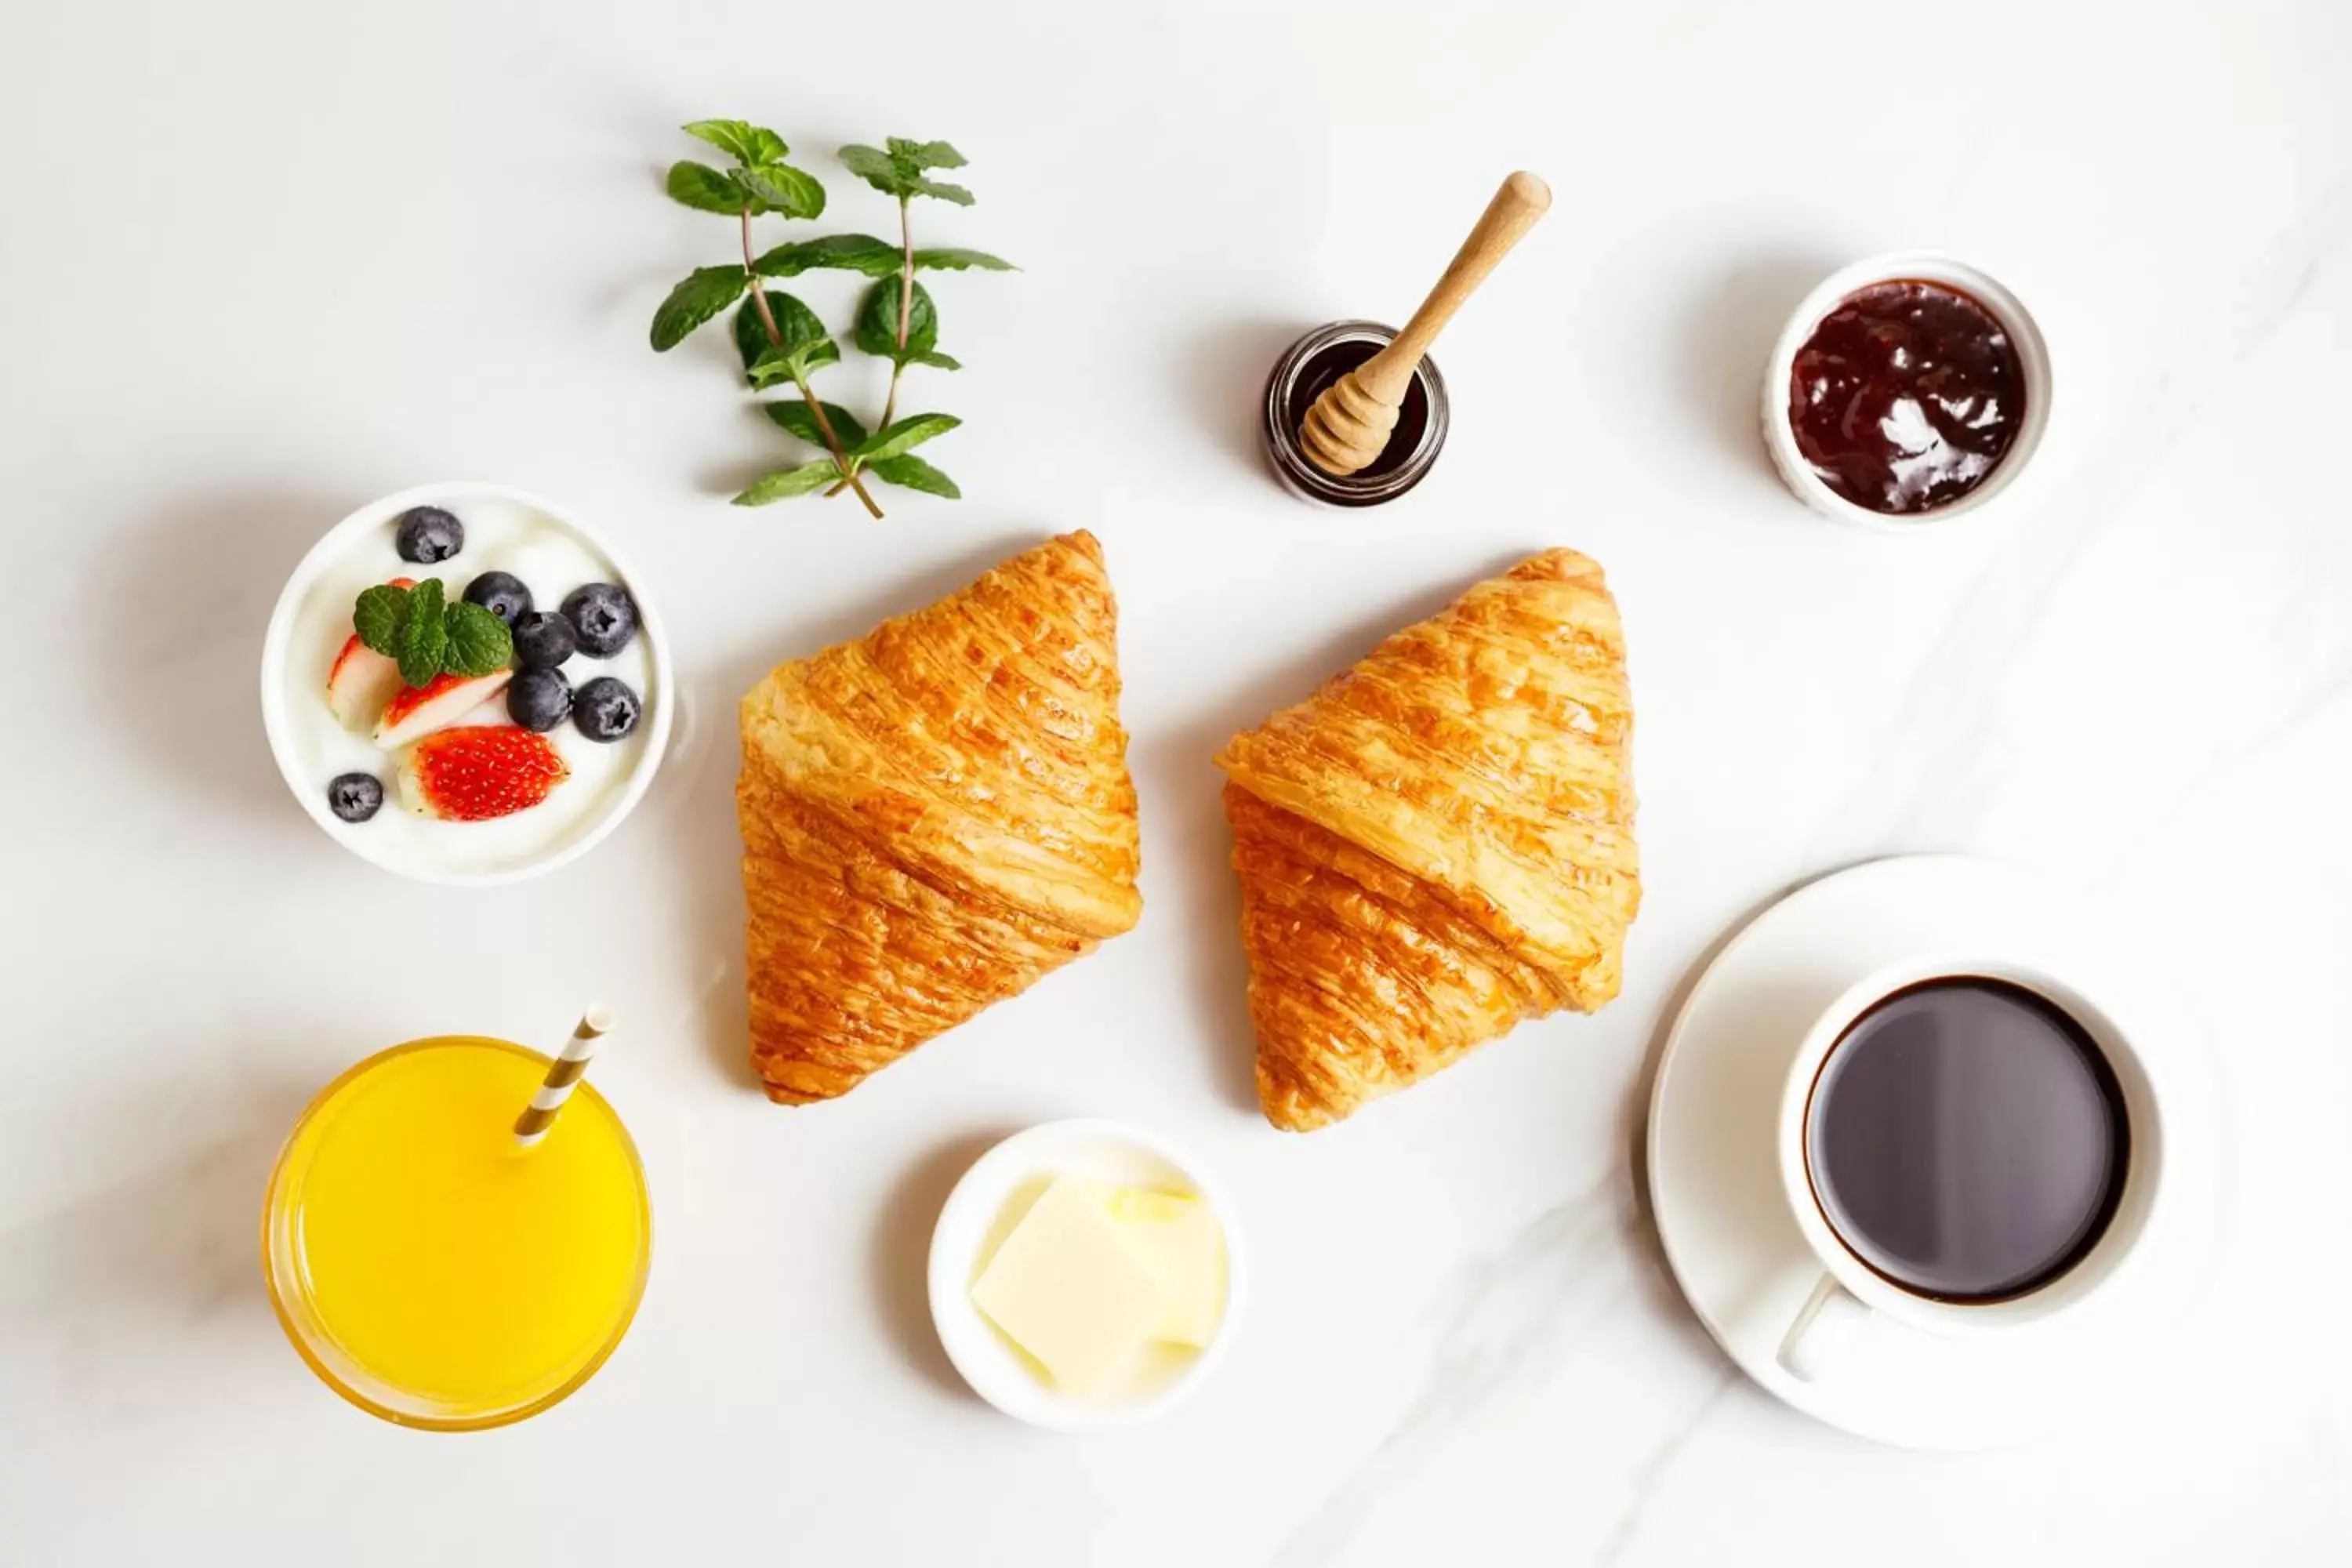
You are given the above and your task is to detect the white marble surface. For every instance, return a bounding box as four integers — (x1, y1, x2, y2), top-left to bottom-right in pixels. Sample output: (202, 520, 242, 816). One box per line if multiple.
(3, 2, 2349, 1562)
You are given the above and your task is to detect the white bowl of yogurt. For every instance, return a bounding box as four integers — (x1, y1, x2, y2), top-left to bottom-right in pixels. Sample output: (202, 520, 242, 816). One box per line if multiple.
(260, 481, 673, 884)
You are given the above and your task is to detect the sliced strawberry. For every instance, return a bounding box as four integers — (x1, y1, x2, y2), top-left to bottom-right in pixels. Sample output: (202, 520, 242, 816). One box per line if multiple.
(323, 577, 420, 731)
(325, 637, 402, 730)
(374, 670, 514, 749)
(397, 728, 569, 821)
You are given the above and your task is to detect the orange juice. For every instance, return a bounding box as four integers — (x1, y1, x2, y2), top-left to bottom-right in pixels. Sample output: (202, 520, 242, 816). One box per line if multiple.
(263, 1036, 651, 1428)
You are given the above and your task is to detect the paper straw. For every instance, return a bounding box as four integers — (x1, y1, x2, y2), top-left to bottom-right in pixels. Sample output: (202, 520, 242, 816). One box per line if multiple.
(513, 1007, 615, 1148)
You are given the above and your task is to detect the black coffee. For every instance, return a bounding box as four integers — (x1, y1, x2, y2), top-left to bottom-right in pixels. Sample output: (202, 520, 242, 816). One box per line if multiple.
(1805, 978, 2128, 1302)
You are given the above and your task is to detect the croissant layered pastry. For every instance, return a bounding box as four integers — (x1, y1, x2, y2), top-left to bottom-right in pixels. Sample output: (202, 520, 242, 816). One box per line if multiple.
(1218, 549, 1639, 1131)
(737, 531, 1143, 1103)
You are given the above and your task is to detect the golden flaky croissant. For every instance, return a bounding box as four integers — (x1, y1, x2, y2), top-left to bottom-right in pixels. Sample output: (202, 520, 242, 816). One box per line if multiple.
(1217, 549, 1639, 1131)
(736, 531, 1142, 1104)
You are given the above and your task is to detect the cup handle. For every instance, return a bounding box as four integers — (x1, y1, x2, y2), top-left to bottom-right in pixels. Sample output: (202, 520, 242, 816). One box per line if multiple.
(1776, 1272, 1875, 1382)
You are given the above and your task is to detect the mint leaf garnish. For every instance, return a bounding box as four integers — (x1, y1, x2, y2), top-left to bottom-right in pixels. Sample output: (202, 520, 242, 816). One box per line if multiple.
(855, 278, 940, 368)
(765, 400, 869, 449)
(852, 412, 959, 463)
(666, 161, 750, 215)
(735, 164, 826, 220)
(886, 138, 966, 172)
(443, 601, 514, 677)
(683, 120, 787, 166)
(397, 578, 448, 688)
(867, 454, 959, 499)
(734, 461, 840, 505)
(912, 248, 1014, 272)
(650, 265, 751, 352)
(844, 139, 975, 201)
(748, 340, 840, 390)
(753, 234, 901, 278)
(354, 584, 408, 656)
(652, 122, 1010, 514)
(734, 291, 838, 387)
(837, 143, 905, 197)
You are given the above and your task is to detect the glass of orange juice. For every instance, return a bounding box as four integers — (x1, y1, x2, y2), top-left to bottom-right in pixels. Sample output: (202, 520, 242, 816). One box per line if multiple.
(262, 1035, 652, 1429)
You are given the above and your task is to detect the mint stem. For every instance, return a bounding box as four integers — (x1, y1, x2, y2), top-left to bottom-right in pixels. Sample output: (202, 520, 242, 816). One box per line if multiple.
(828, 194, 917, 500)
(828, 193, 917, 500)
(883, 193, 913, 430)
(742, 205, 884, 519)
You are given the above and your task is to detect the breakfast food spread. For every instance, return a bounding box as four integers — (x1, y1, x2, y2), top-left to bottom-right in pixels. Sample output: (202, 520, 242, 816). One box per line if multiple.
(242, 129, 2065, 1447)
(278, 495, 656, 876)
(735, 530, 1142, 1102)
(1787, 278, 2025, 515)
(1217, 548, 1641, 1130)
(969, 1175, 1227, 1396)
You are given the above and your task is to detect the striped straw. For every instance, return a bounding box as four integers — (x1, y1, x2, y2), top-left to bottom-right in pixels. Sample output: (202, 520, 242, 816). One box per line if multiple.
(513, 1007, 615, 1148)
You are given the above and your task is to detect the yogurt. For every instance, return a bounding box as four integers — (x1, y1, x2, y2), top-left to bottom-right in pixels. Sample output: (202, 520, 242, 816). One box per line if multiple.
(264, 487, 668, 883)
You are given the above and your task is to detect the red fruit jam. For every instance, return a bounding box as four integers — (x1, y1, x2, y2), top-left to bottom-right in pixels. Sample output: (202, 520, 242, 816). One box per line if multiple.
(1787, 279, 2025, 516)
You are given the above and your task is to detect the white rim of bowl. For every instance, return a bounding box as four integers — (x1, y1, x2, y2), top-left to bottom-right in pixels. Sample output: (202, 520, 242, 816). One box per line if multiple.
(257, 480, 677, 887)
(1759, 251, 2053, 535)
(926, 1118, 1247, 1432)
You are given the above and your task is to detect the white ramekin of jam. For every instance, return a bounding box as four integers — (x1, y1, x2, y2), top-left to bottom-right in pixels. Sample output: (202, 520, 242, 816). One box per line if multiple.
(1762, 253, 2051, 533)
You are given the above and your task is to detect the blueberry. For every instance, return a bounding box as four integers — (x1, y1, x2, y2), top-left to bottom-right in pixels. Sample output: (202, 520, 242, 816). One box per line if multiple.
(561, 583, 638, 658)
(506, 668, 574, 733)
(573, 677, 641, 742)
(394, 506, 463, 564)
(513, 610, 579, 670)
(463, 571, 532, 626)
(327, 772, 384, 823)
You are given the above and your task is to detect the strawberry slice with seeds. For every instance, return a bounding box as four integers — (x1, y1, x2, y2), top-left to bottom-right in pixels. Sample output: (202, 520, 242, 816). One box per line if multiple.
(374, 670, 513, 749)
(397, 728, 569, 821)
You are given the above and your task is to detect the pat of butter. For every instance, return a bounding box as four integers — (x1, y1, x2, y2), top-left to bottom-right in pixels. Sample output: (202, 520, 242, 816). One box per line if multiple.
(1105, 1188, 1227, 1348)
(971, 1177, 1167, 1395)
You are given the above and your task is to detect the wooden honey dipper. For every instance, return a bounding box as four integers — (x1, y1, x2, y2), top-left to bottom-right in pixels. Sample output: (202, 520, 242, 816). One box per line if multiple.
(1299, 171, 1552, 477)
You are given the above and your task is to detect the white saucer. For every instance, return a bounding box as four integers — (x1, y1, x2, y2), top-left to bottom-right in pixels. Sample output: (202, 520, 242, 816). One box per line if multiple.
(1646, 855, 2227, 1449)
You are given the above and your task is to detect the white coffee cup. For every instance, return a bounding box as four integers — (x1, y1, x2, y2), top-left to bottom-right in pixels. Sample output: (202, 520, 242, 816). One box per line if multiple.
(1773, 954, 2166, 1381)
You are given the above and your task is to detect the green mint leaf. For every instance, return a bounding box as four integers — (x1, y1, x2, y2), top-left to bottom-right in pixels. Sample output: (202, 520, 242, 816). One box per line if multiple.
(912, 247, 1014, 272)
(665, 161, 750, 215)
(886, 137, 967, 171)
(748, 339, 840, 390)
(354, 583, 408, 656)
(735, 163, 826, 220)
(734, 291, 837, 386)
(913, 350, 962, 371)
(442, 601, 514, 677)
(733, 460, 840, 506)
(745, 349, 795, 391)
(683, 120, 787, 165)
(765, 400, 869, 449)
(753, 234, 901, 278)
(852, 413, 960, 462)
(866, 454, 960, 499)
(838, 143, 908, 197)
(397, 578, 449, 687)
(651, 266, 750, 351)
(908, 178, 975, 206)
(855, 278, 939, 367)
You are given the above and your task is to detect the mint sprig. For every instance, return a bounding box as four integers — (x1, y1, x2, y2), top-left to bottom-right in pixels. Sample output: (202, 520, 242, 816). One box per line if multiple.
(397, 578, 450, 687)
(354, 578, 514, 688)
(652, 122, 1012, 514)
